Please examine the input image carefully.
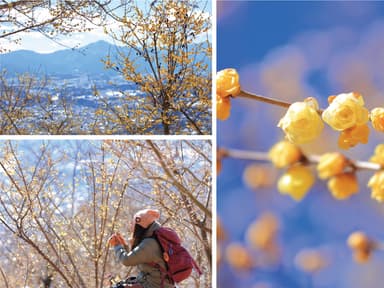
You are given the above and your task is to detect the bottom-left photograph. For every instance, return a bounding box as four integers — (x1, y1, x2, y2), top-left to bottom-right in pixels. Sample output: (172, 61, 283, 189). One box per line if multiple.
(0, 139, 212, 288)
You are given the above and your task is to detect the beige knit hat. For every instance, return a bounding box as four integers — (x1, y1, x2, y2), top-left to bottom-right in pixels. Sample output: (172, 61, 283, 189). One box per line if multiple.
(134, 209, 160, 228)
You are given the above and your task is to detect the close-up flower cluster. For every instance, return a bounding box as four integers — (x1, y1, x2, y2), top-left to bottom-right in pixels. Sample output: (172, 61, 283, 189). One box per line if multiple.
(218, 141, 384, 203)
(217, 2, 384, 287)
(217, 68, 384, 151)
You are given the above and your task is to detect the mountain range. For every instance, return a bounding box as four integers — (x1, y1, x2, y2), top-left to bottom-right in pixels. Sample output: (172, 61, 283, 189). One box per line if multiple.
(0, 40, 210, 78)
(0, 41, 130, 77)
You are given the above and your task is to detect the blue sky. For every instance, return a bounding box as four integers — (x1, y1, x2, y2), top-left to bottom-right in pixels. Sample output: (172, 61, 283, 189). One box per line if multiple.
(0, 0, 211, 53)
(218, 2, 384, 288)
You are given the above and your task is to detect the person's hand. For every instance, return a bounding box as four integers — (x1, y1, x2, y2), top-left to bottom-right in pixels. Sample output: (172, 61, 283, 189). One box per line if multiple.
(108, 234, 120, 247)
(108, 233, 127, 247)
(115, 232, 127, 246)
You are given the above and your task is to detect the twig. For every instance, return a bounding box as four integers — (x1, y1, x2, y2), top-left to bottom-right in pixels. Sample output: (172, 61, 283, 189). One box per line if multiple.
(237, 90, 324, 114)
(238, 90, 291, 109)
(220, 148, 383, 172)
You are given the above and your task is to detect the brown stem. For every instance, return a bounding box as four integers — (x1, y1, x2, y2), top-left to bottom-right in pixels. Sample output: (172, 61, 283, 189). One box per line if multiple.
(238, 90, 291, 109)
(0, 265, 9, 288)
(238, 90, 324, 114)
(221, 148, 383, 172)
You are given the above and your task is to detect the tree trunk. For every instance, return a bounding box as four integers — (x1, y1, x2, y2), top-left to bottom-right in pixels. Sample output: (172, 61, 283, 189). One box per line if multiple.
(162, 93, 171, 135)
(162, 112, 170, 135)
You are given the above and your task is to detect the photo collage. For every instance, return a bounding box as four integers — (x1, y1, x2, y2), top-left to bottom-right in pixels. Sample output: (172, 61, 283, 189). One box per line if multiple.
(1, 1, 384, 288)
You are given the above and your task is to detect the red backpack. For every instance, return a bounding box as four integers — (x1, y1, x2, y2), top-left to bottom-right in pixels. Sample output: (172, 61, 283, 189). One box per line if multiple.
(149, 227, 202, 287)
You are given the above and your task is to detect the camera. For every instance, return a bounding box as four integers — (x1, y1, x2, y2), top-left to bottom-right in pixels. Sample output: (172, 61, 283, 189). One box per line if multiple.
(110, 277, 138, 288)
(110, 280, 127, 288)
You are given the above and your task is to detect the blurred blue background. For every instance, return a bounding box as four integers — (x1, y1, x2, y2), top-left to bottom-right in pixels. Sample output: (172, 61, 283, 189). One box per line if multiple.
(217, 1, 384, 287)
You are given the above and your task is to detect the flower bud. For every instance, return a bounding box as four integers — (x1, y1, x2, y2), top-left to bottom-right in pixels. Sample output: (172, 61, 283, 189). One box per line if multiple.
(268, 141, 302, 168)
(216, 94, 231, 121)
(225, 242, 255, 270)
(317, 152, 347, 179)
(347, 231, 375, 263)
(327, 173, 359, 200)
(277, 165, 314, 201)
(370, 107, 384, 132)
(216, 68, 241, 98)
(369, 144, 384, 166)
(368, 171, 384, 202)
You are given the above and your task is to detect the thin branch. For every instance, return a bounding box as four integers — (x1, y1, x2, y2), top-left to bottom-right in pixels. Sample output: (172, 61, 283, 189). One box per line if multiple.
(237, 90, 326, 114)
(220, 147, 383, 172)
(0, 264, 9, 288)
(238, 90, 292, 109)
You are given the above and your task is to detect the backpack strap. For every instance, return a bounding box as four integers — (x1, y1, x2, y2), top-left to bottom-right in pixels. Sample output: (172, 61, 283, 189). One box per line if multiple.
(148, 262, 173, 288)
(191, 257, 202, 275)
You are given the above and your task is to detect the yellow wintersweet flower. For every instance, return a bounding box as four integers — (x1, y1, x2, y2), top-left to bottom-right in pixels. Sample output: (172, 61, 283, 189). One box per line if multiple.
(327, 173, 359, 200)
(347, 231, 376, 263)
(216, 94, 231, 121)
(295, 249, 328, 273)
(369, 144, 384, 165)
(371, 107, 384, 132)
(246, 212, 279, 252)
(337, 124, 370, 150)
(277, 165, 315, 201)
(268, 141, 302, 168)
(216, 68, 241, 98)
(277, 98, 324, 144)
(225, 242, 256, 270)
(368, 171, 384, 202)
(316, 152, 347, 179)
(243, 164, 275, 189)
(322, 92, 369, 131)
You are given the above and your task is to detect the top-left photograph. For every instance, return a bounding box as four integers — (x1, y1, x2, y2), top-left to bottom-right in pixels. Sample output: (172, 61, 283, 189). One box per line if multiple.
(0, 0, 211, 135)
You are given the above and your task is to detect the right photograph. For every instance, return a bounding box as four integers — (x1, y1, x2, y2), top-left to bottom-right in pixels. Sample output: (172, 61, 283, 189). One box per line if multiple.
(217, 2, 384, 288)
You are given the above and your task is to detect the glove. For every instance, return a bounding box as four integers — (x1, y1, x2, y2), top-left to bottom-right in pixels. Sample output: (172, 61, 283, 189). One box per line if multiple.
(108, 233, 127, 247)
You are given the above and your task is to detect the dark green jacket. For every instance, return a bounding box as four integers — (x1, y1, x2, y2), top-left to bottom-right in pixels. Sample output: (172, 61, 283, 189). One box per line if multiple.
(114, 221, 174, 288)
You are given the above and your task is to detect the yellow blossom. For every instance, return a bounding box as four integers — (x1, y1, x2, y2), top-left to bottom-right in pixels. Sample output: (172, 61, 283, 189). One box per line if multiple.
(216, 94, 231, 121)
(370, 107, 384, 132)
(317, 152, 347, 179)
(327, 173, 359, 200)
(268, 141, 302, 168)
(225, 242, 255, 270)
(322, 92, 369, 131)
(243, 164, 275, 189)
(370, 144, 384, 165)
(216, 68, 241, 98)
(368, 171, 384, 202)
(277, 165, 315, 201)
(354, 250, 371, 263)
(277, 98, 324, 144)
(294, 249, 327, 273)
(337, 124, 370, 150)
(246, 212, 279, 252)
(347, 231, 376, 263)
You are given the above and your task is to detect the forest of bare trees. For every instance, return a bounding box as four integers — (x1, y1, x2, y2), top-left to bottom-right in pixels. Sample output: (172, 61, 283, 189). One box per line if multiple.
(0, 140, 212, 287)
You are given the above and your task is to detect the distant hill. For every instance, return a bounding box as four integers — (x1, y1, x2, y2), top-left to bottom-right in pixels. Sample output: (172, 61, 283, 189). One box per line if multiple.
(0, 41, 126, 77)
(0, 40, 210, 78)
